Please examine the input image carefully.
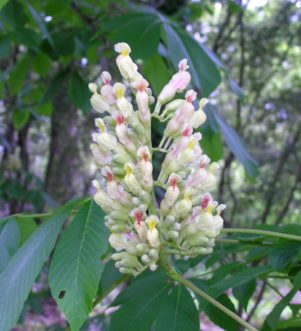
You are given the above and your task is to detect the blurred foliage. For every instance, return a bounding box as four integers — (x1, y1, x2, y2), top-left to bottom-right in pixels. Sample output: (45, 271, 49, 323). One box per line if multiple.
(0, 0, 301, 330)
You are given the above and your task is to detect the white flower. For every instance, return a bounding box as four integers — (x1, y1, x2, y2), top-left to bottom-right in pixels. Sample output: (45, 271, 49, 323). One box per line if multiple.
(89, 42, 225, 276)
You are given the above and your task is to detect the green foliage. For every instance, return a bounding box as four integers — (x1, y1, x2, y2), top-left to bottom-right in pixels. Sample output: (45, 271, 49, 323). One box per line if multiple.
(110, 272, 170, 331)
(12, 109, 31, 130)
(142, 54, 171, 96)
(205, 294, 238, 331)
(206, 103, 258, 178)
(49, 201, 109, 331)
(0, 1, 300, 330)
(0, 220, 20, 271)
(105, 13, 161, 60)
(7, 54, 30, 95)
(154, 285, 200, 331)
(0, 202, 78, 331)
(233, 278, 257, 311)
(68, 72, 91, 113)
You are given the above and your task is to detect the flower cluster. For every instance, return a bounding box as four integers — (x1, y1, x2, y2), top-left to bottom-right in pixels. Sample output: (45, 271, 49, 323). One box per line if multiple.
(89, 42, 225, 276)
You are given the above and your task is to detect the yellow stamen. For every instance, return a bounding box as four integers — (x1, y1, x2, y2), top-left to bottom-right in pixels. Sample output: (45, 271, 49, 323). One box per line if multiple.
(124, 163, 133, 176)
(184, 191, 191, 201)
(148, 219, 157, 230)
(121, 49, 130, 56)
(97, 120, 105, 133)
(116, 87, 124, 99)
(188, 138, 195, 149)
(207, 205, 213, 214)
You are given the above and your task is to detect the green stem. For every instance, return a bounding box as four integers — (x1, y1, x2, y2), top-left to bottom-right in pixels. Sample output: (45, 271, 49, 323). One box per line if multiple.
(216, 238, 272, 246)
(147, 115, 158, 216)
(222, 228, 301, 242)
(159, 251, 258, 331)
(152, 147, 168, 153)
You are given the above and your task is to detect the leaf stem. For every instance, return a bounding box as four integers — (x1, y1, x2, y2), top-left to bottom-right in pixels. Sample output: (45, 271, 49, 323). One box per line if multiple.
(221, 228, 301, 242)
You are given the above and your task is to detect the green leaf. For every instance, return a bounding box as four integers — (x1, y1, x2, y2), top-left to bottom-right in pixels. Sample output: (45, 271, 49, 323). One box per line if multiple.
(40, 69, 68, 104)
(211, 105, 258, 178)
(232, 278, 256, 311)
(268, 241, 300, 271)
(211, 265, 272, 297)
(0, 220, 20, 271)
(49, 201, 109, 331)
(0, 35, 11, 59)
(53, 31, 75, 56)
(276, 318, 301, 330)
(36, 101, 53, 116)
(0, 0, 10, 11)
(262, 271, 301, 331)
(105, 13, 161, 60)
(14, 28, 40, 49)
(0, 0, 28, 29)
(163, 23, 221, 96)
(0, 219, 20, 255)
(110, 272, 169, 331)
(154, 285, 199, 331)
(200, 126, 224, 161)
(98, 259, 123, 297)
(15, 217, 37, 245)
(68, 71, 90, 113)
(0, 246, 9, 273)
(26, 2, 54, 47)
(205, 294, 238, 331)
(0, 205, 73, 331)
(32, 52, 51, 77)
(141, 54, 171, 96)
(8, 54, 30, 95)
(12, 109, 30, 130)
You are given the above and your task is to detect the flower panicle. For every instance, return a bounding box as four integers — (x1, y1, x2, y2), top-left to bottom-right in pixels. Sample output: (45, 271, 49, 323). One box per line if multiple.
(89, 42, 225, 276)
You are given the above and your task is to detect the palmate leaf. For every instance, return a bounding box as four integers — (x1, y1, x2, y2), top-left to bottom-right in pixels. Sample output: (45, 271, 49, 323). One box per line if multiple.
(0, 202, 77, 331)
(153, 285, 200, 331)
(49, 201, 109, 331)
